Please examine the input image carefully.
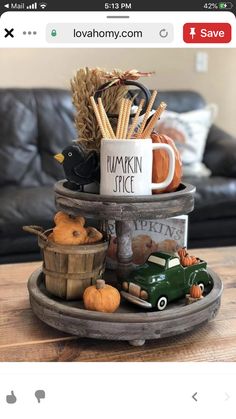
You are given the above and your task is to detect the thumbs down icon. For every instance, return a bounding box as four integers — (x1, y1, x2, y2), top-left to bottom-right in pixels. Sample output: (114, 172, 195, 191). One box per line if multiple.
(35, 390, 46, 403)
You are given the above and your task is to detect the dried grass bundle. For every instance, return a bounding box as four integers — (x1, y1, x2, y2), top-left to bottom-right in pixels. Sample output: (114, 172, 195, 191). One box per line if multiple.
(71, 67, 128, 150)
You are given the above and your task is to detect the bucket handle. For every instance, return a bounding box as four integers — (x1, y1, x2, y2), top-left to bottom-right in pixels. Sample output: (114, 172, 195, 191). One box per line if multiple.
(94, 80, 151, 118)
(23, 225, 48, 242)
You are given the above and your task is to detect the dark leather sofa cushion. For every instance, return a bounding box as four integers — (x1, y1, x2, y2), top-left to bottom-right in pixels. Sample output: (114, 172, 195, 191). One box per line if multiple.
(0, 185, 55, 243)
(204, 125, 236, 178)
(0, 235, 41, 261)
(188, 218, 236, 248)
(0, 89, 76, 187)
(186, 176, 236, 222)
(132, 89, 206, 113)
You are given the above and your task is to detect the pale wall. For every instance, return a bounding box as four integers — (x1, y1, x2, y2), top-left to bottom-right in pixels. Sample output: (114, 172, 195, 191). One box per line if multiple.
(0, 48, 235, 135)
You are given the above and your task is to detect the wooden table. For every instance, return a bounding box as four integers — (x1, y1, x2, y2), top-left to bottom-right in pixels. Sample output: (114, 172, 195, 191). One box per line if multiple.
(0, 247, 236, 362)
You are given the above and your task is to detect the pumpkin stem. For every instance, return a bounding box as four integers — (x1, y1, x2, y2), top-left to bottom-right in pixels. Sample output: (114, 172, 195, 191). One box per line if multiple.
(96, 279, 105, 289)
(73, 231, 80, 237)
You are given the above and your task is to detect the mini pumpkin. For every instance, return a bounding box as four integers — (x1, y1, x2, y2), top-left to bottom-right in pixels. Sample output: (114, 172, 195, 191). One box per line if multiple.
(179, 247, 199, 267)
(151, 132, 182, 194)
(53, 222, 88, 245)
(86, 227, 103, 244)
(190, 284, 203, 299)
(83, 279, 121, 313)
(190, 256, 198, 264)
(180, 254, 193, 267)
(178, 247, 187, 259)
(180, 253, 199, 267)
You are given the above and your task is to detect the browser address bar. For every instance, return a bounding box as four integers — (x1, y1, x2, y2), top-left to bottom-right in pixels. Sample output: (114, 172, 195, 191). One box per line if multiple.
(46, 23, 174, 43)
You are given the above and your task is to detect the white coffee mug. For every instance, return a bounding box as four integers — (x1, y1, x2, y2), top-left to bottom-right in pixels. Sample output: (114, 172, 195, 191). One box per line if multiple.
(100, 138, 175, 196)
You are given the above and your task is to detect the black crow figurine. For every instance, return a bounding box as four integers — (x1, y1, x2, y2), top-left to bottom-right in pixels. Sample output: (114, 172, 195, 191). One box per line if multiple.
(54, 144, 100, 191)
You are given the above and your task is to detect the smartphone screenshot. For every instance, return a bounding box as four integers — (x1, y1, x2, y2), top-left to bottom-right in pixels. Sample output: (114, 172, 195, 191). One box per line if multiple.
(0, 0, 236, 417)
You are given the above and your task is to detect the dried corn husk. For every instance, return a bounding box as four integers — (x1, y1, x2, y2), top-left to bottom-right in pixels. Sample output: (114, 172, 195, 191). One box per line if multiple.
(71, 68, 128, 150)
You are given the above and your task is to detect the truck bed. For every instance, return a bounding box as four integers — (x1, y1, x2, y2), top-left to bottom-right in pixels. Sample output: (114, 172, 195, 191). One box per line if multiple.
(182, 260, 207, 272)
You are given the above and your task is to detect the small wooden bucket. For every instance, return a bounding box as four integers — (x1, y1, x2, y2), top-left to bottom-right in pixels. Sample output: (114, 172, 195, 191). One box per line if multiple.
(24, 226, 109, 300)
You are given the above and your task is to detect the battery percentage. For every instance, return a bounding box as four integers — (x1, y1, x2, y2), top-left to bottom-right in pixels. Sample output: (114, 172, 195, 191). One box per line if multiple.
(218, 2, 234, 8)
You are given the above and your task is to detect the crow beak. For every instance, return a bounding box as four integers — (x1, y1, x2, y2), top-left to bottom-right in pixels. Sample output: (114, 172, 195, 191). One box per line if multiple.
(54, 153, 64, 163)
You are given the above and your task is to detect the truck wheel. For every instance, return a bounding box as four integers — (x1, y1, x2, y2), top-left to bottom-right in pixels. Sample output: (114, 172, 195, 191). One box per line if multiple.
(157, 296, 168, 311)
(198, 283, 204, 293)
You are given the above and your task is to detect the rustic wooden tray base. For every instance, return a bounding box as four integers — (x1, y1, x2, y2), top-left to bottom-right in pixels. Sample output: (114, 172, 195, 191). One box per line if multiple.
(28, 267, 223, 346)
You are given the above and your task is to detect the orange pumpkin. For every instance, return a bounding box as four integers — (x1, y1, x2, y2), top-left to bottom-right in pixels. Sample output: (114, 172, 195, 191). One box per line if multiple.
(85, 227, 103, 244)
(54, 211, 69, 225)
(178, 247, 187, 259)
(151, 132, 182, 194)
(83, 279, 121, 313)
(190, 256, 198, 264)
(53, 222, 88, 245)
(190, 284, 203, 299)
(48, 232, 54, 241)
(180, 254, 195, 267)
(54, 211, 85, 227)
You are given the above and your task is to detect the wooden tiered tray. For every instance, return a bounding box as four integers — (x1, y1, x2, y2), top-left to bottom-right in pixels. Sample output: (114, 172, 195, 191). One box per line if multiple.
(28, 268, 223, 346)
(27, 180, 223, 346)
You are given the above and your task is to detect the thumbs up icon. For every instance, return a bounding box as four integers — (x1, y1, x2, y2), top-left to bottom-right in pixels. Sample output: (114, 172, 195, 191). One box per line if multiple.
(6, 391, 17, 404)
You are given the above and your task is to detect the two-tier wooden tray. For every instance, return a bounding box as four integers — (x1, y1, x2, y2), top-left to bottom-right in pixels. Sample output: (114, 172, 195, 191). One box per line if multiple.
(27, 180, 223, 345)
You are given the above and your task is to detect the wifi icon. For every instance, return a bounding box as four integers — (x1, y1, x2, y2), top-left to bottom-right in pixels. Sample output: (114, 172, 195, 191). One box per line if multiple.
(39, 2, 47, 9)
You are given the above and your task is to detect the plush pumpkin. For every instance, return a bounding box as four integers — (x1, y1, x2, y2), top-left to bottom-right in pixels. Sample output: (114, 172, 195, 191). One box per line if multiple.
(86, 227, 103, 244)
(151, 132, 182, 194)
(54, 211, 85, 227)
(48, 232, 54, 241)
(83, 279, 120, 313)
(53, 222, 88, 245)
(190, 284, 203, 299)
(54, 211, 69, 225)
(52, 212, 103, 246)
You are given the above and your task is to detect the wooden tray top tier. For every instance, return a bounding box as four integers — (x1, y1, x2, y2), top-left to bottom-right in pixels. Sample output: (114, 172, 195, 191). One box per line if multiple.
(28, 268, 223, 346)
(54, 181, 196, 221)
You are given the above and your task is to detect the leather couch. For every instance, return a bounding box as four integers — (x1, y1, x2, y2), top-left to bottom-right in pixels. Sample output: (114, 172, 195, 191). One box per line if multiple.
(0, 88, 236, 263)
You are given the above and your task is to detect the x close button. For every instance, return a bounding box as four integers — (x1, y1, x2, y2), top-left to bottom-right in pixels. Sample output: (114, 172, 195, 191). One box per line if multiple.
(183, 23, 231, 43)
(4, 28, 14, 38)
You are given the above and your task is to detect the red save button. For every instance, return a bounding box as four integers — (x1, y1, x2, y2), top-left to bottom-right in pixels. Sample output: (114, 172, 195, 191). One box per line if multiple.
(183, 23, 231, 43)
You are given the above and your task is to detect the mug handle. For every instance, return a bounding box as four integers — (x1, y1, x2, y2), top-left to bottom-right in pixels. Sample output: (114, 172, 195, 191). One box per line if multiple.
(151, 143, 175, 190)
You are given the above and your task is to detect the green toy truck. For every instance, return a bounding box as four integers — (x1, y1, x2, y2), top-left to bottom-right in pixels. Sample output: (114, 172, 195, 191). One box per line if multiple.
(121, 252, 212, 310)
